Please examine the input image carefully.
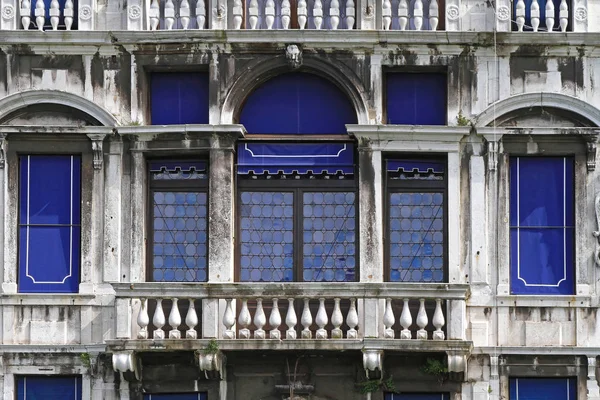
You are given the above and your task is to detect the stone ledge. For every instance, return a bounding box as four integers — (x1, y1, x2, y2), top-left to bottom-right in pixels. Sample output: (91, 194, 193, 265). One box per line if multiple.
(495, 295, 591, 308)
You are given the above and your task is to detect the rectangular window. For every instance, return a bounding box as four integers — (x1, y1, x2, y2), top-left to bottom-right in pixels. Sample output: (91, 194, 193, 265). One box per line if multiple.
(19, 155, 81, 293)
(385, 393, 450, 400)
(144, 394, 207, 400)
(17, 375, 82, 400)
(28, 0, 78, 30)
(149, 161, 208, 282)
(150, 72, 209, 125)
(387, 159, 446, 282)
(385, 73, 447, 125)
(510, 157, 574, 295)
(237, 142, 357, 282)
(509, 377, 576, 399)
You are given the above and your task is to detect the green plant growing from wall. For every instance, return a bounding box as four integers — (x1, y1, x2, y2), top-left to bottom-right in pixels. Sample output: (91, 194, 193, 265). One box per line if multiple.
(80, 353, 91, 369)
(456, 112, 472, 127)
(202, 339, 219, 355)
(357, 376, 396, 394)
(421, 358, 449, 384)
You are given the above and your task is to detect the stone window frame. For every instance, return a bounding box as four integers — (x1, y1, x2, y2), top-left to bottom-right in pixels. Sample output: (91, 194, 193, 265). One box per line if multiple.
(3, 364, 91, 399)
(0, 127, 110, 296)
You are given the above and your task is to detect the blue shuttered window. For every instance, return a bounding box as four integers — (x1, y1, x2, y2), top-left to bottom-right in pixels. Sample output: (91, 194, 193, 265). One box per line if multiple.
(19, 155, 81, 293)
(385, 393, 450, 400)
(151, 72, 209, 125)
(510, 157, 574, 295)
(144, 394, 207, 400)
(17, 376, 82, 400)
(509, 378, 576, 399)
(386, 73, 447, 125)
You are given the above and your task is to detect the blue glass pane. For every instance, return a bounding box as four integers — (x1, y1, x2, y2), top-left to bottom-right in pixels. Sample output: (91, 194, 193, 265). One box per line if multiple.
(240, 192, 293, 282)
(303, 192, 356, 282)
(509, 378, 576, 400)
(239, 72, 357, 134)
(151, 72, 209, 125)
(386, 73, 447, 125)
(17, 376, 82, 400)
(144, 394, 207, 400)
(510, 227, 574, 294)
(389, 192, 444, 282)
(153, 192, 207, 282)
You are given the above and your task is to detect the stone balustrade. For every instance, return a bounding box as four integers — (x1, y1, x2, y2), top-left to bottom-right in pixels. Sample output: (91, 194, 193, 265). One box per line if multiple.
(514, 0, 569, 31)
(113, 283, 469, 343)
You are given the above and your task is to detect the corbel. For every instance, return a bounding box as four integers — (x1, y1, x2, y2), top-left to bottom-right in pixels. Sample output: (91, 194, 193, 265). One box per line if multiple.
(112, 350, 140, 381)
(487, 140, 498, 172)
(594, 193, 600, 267)
(86, 133, 107, 170)
(446, 350, 468, 380)
(586, 137, 597, 172)
(362, 348, 383, 380)
(0, 133, 7, 169)
(197, 349, 226, 380)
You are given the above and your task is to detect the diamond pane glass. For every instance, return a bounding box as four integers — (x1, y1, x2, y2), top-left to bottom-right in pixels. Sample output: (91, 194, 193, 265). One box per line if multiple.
(389, 192, 444, 282)
(153, 191, 207, 282)
(240, 191, 294, 282)
(302, 192, 356, 282)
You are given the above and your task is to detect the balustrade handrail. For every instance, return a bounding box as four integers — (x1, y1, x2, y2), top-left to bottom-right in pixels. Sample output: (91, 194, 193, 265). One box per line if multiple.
(112, 282, 470, 300)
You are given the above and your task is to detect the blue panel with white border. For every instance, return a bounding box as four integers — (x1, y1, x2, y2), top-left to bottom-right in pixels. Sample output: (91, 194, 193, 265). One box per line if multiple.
(239, 72, 357, 134)
(386, 73, 447, 125)
(509, 157, 574, 295)
(17, 375, 82, 400)
(143, 394, 207, 400)
(509, 377, 576, 399)
(19, 155, 81, 293)
(151, 72, 209, 125)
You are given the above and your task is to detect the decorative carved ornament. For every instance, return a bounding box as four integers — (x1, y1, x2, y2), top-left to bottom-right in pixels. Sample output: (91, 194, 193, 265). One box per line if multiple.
(112, 351, 140, 380)
(197, 350, 225, 380)
(487, 141, 498, 171)
(0, 134, 6, 169)
(362, 349, 383, 379)
(587, 140, 597, 172)
(594, 193, 600, 267)
(87, 133, 106, 170)
(286, 45, 302, 69)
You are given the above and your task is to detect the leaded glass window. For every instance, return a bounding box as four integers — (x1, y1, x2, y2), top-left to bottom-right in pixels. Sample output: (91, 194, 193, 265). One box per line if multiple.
(387, 159, 446, 282)
(237, 143, 357, 282)
(149, 161, 208, 282)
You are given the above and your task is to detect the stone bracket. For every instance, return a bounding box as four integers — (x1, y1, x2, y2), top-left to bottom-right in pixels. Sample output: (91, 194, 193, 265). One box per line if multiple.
(487, 140, 498, 172)
(446, 350, 468, 379)
(586, 137, 597, 172)
(197, 350, 226, 380)
(594, 193, 600, 267)
(112, 350, 140, 381)
(362, 348, 383, 380)
(0, 133, 6, 169)
(87, 133, 107, 170)
(286, 44, 302, 69)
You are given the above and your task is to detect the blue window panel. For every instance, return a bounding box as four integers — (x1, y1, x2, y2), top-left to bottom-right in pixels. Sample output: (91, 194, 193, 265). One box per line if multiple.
(239, 72, 357, 134)
(151, 72, 209, 125)
(386, 73, 447, 125)
(237, 143, 355, 175)
(17, 375, 82, 400)
(19, 156, 80, 293)
(510, 157, 574, 295)
(509, 378, 576, 399)
(512, 0, 564, 31)
(385, 393, 449, 400)
(28, 0, 78, 30)
(144, 394, 207, 400)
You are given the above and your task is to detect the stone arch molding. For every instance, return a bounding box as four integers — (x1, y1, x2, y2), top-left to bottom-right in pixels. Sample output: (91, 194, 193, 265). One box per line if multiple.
(0, 90, 118, 126)
(475, 92, 600, 127)
(221, 55, 370, 126)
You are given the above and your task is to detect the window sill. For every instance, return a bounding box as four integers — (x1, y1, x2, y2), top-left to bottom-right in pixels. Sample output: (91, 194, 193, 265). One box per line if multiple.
(496, 295, 591, 308)
(0, 293, 108, 306)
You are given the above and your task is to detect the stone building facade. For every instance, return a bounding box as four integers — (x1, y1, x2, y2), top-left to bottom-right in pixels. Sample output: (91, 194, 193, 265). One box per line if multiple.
(1, 0, 600, 399)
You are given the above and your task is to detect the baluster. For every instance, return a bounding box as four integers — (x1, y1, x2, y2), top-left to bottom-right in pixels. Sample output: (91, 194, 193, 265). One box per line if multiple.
(383, 298, 395, 339)
(137, 298, 150, 339)
(413, 0, 423, 30)
(254, 298, 267, 339)
(315, 298, 328, 339)
(382, 0, 391, 30)
(149, 0, 160, 30)
(269, 298, 282, 339)
(432, 299, 445, 340)
(168, 298, 182, 339)
(180, 0, 190, 28)
(49, 0, 59, 30)
(313, 0, 323, 29)
(223, 299, 236, 339)
(515, 0, 525, 31)
(559, 0, 568, 32)
(35, 0, 45, 31)
(232, 0, 243, 28)
(398, 0, 408, 30)
(330, 298, 343, 338)
(196, 0, 206, 28)
(530, 0, 540, 31)
(64, 0, 73, 30)
(330, 0, 340, 29)
(185, 299, 198, 339)
(21, 0, 31, 29)
(238, 299, 252, 339)
(164, 0, 176, 29)
(545, 0, 554, 31)
(428, 0, 438, 30)
(281, 0, 291, 28)
(345, 0, 354, 28)
(416, 298, 428, 340)
(153, 299, 166, 339)
(298, 0, 307, 29)
(264, 0, 275, 28)
(400, 298, 412, 339)
(285, 298, 297, 339)
(249, 0, 259, 28)
(301, 298, 312, 338)
(346, 298, 358, 339)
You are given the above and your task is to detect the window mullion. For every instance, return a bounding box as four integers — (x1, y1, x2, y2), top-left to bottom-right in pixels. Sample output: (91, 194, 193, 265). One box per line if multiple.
(295, 187, 303, 282)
